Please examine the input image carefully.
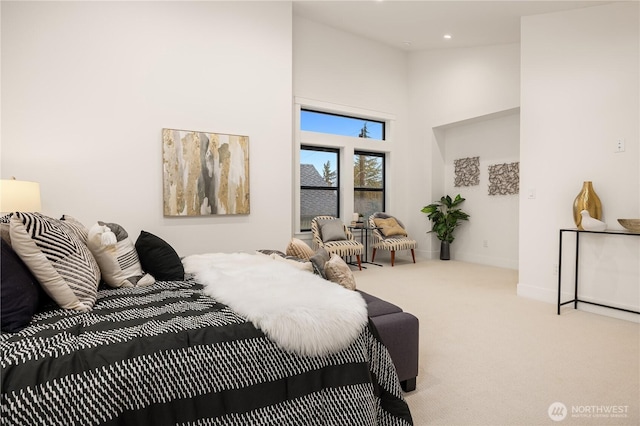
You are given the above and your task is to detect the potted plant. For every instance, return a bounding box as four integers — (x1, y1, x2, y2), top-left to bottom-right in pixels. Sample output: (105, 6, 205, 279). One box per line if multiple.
(420, 194, 470, 260)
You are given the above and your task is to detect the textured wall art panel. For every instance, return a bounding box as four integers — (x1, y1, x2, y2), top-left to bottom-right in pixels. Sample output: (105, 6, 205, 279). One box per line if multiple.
(488, 162, 519, 195)
(162, 128, 250, 216)
(454, 156, 480, 187)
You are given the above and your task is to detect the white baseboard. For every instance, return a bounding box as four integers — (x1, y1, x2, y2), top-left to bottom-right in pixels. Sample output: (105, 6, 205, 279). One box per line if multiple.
(456, 253, 518, 270)
(517, 282, 640, 323)
(517, 282, 556, 303)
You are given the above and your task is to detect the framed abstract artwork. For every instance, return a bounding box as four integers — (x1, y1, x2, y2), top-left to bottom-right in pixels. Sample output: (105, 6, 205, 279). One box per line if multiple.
(488, 162, 519, 196)
(162, 128, 250, 216)
(454, 156, 480, 187)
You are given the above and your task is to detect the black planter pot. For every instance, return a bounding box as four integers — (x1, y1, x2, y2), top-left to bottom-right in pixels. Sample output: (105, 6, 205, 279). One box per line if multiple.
(440, 241, 451, 260)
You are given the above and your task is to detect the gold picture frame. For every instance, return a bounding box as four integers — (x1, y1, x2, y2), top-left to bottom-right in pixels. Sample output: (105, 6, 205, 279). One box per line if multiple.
(162, 128, 250, 216)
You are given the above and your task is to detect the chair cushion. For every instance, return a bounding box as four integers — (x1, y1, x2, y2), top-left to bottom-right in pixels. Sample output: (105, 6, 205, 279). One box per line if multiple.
(374, 217, 408, 237)
(373, 237, 417, 251)
(319, 219, 347, 242)
(321, 239, 364, 257)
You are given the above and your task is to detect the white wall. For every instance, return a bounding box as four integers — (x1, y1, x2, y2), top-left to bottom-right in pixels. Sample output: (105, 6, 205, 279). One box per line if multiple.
(1, 1, 293, 256)
(438, 110, 520, 269)
(519, 2, 640, 320)
(407, 44, 521, 258)
(293, 16, 412, 258)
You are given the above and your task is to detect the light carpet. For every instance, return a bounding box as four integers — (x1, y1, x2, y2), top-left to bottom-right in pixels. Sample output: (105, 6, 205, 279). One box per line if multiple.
(354, 256, 639, 426)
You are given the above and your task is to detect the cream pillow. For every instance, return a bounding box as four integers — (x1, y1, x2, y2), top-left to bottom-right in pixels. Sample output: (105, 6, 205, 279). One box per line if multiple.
(374, 217, 408, 237)
(58, 215, 90, 244)
(9, 212, 100, 311)
(87, 222, 155, 288)
(324, 254, 356, 290)
(285, 238, 315, 260)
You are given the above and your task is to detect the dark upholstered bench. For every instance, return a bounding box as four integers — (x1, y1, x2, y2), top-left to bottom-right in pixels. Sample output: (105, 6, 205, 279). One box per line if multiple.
(358, 290, 419, 392)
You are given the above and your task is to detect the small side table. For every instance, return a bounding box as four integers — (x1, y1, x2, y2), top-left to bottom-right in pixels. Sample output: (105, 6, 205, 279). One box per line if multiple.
(557, 228, 640, 315)
(348, 225, 382, 267)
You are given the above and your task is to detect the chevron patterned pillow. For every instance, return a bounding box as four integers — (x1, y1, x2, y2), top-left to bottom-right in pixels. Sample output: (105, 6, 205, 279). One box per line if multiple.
(9, 212, 101, 312)
(285, 238, 315, 260)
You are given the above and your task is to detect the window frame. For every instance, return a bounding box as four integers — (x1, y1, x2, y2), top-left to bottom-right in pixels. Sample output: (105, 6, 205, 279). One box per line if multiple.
(353, 150, 386, 218)
(294, 98, 396, 235)
(299, 145, 340, 232)
(301, 108, 386, 141)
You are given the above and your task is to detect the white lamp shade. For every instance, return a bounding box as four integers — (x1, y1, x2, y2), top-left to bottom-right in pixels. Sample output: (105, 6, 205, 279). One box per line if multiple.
(0, 179, 42, 213)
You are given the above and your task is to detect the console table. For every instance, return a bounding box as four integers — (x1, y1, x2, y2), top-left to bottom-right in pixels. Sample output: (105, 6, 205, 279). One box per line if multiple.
(557, 228, 640, 315)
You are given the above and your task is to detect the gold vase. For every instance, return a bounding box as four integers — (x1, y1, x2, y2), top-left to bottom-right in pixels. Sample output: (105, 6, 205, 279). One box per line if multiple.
(573, 181, 602, 229)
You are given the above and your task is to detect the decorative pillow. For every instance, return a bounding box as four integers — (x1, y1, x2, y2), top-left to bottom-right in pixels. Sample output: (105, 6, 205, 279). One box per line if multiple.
(374, 217, 408, 237)
(256, 249, 286, 257)
(1, 239, 42, 332)
(9, 212, 100, 312)
(324, 254, 356, 290)
(59, 215, 89, 244)
(1, 213, 12, 245)
(285, 238, 315, 260)
(309, 247, 331, 278)
(271, 253, 313, 273)
(135, 231, 184, 281)
(319, 219, 347, 242)
(88, 222, 155, 288)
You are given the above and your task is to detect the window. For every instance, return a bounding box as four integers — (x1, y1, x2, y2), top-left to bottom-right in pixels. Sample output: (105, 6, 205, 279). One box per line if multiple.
(354, 151, 385, 219)
(300, 146, 339, 231)
(301, 109, 385, 140)
(296, 101, 393, 234)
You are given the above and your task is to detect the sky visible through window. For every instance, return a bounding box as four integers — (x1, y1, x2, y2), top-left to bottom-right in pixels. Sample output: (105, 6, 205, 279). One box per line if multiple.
(300, 148, 336, 185)
(300, 110, 384, 174)
(301, 110, 383, 139)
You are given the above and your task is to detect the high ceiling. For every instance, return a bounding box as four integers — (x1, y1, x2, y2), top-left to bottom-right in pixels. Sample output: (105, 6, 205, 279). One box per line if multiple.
(293, 1, 614, 51)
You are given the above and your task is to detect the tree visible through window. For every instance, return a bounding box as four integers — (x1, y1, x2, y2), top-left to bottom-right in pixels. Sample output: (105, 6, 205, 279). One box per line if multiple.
(354, 149, 384, 220)
(298, 108, 387, 232)
(301, 110, 384, 140)
(300, 146, 339, 231)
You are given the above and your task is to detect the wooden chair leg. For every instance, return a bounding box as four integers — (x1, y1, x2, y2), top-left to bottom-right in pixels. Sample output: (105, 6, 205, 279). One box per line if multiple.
(411, 248, 416, 263)
(391, 251, 395, 267)
(356, 255, 362, 270)
(371, 248, 377, 262)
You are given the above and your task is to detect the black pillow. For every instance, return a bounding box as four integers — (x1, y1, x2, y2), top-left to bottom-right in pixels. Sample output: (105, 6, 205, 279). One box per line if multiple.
(135, 231, 184, 281)
(1, 239, 42, 332)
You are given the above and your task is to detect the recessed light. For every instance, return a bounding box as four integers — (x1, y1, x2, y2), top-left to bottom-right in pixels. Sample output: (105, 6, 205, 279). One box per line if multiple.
(443, 34, 452, 40)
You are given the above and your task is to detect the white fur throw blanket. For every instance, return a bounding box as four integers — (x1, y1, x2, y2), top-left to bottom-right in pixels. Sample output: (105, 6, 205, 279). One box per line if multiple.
(182, 252, 368, 357)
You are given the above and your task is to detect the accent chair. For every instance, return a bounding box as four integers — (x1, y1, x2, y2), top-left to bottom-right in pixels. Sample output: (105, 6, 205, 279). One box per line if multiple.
(311, 216, 364, 270)
(369, 212, 417, 267)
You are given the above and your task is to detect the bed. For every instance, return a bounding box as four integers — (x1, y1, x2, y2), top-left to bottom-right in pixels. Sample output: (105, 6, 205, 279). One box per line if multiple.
(1, 214, 413, 425)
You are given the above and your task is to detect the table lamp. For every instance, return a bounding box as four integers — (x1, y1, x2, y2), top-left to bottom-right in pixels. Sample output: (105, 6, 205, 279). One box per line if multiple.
(0, 177, 42, 213)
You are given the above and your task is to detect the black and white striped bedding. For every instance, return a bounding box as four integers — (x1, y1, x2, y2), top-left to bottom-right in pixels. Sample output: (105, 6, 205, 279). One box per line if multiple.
(1, 278, 412, 425)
